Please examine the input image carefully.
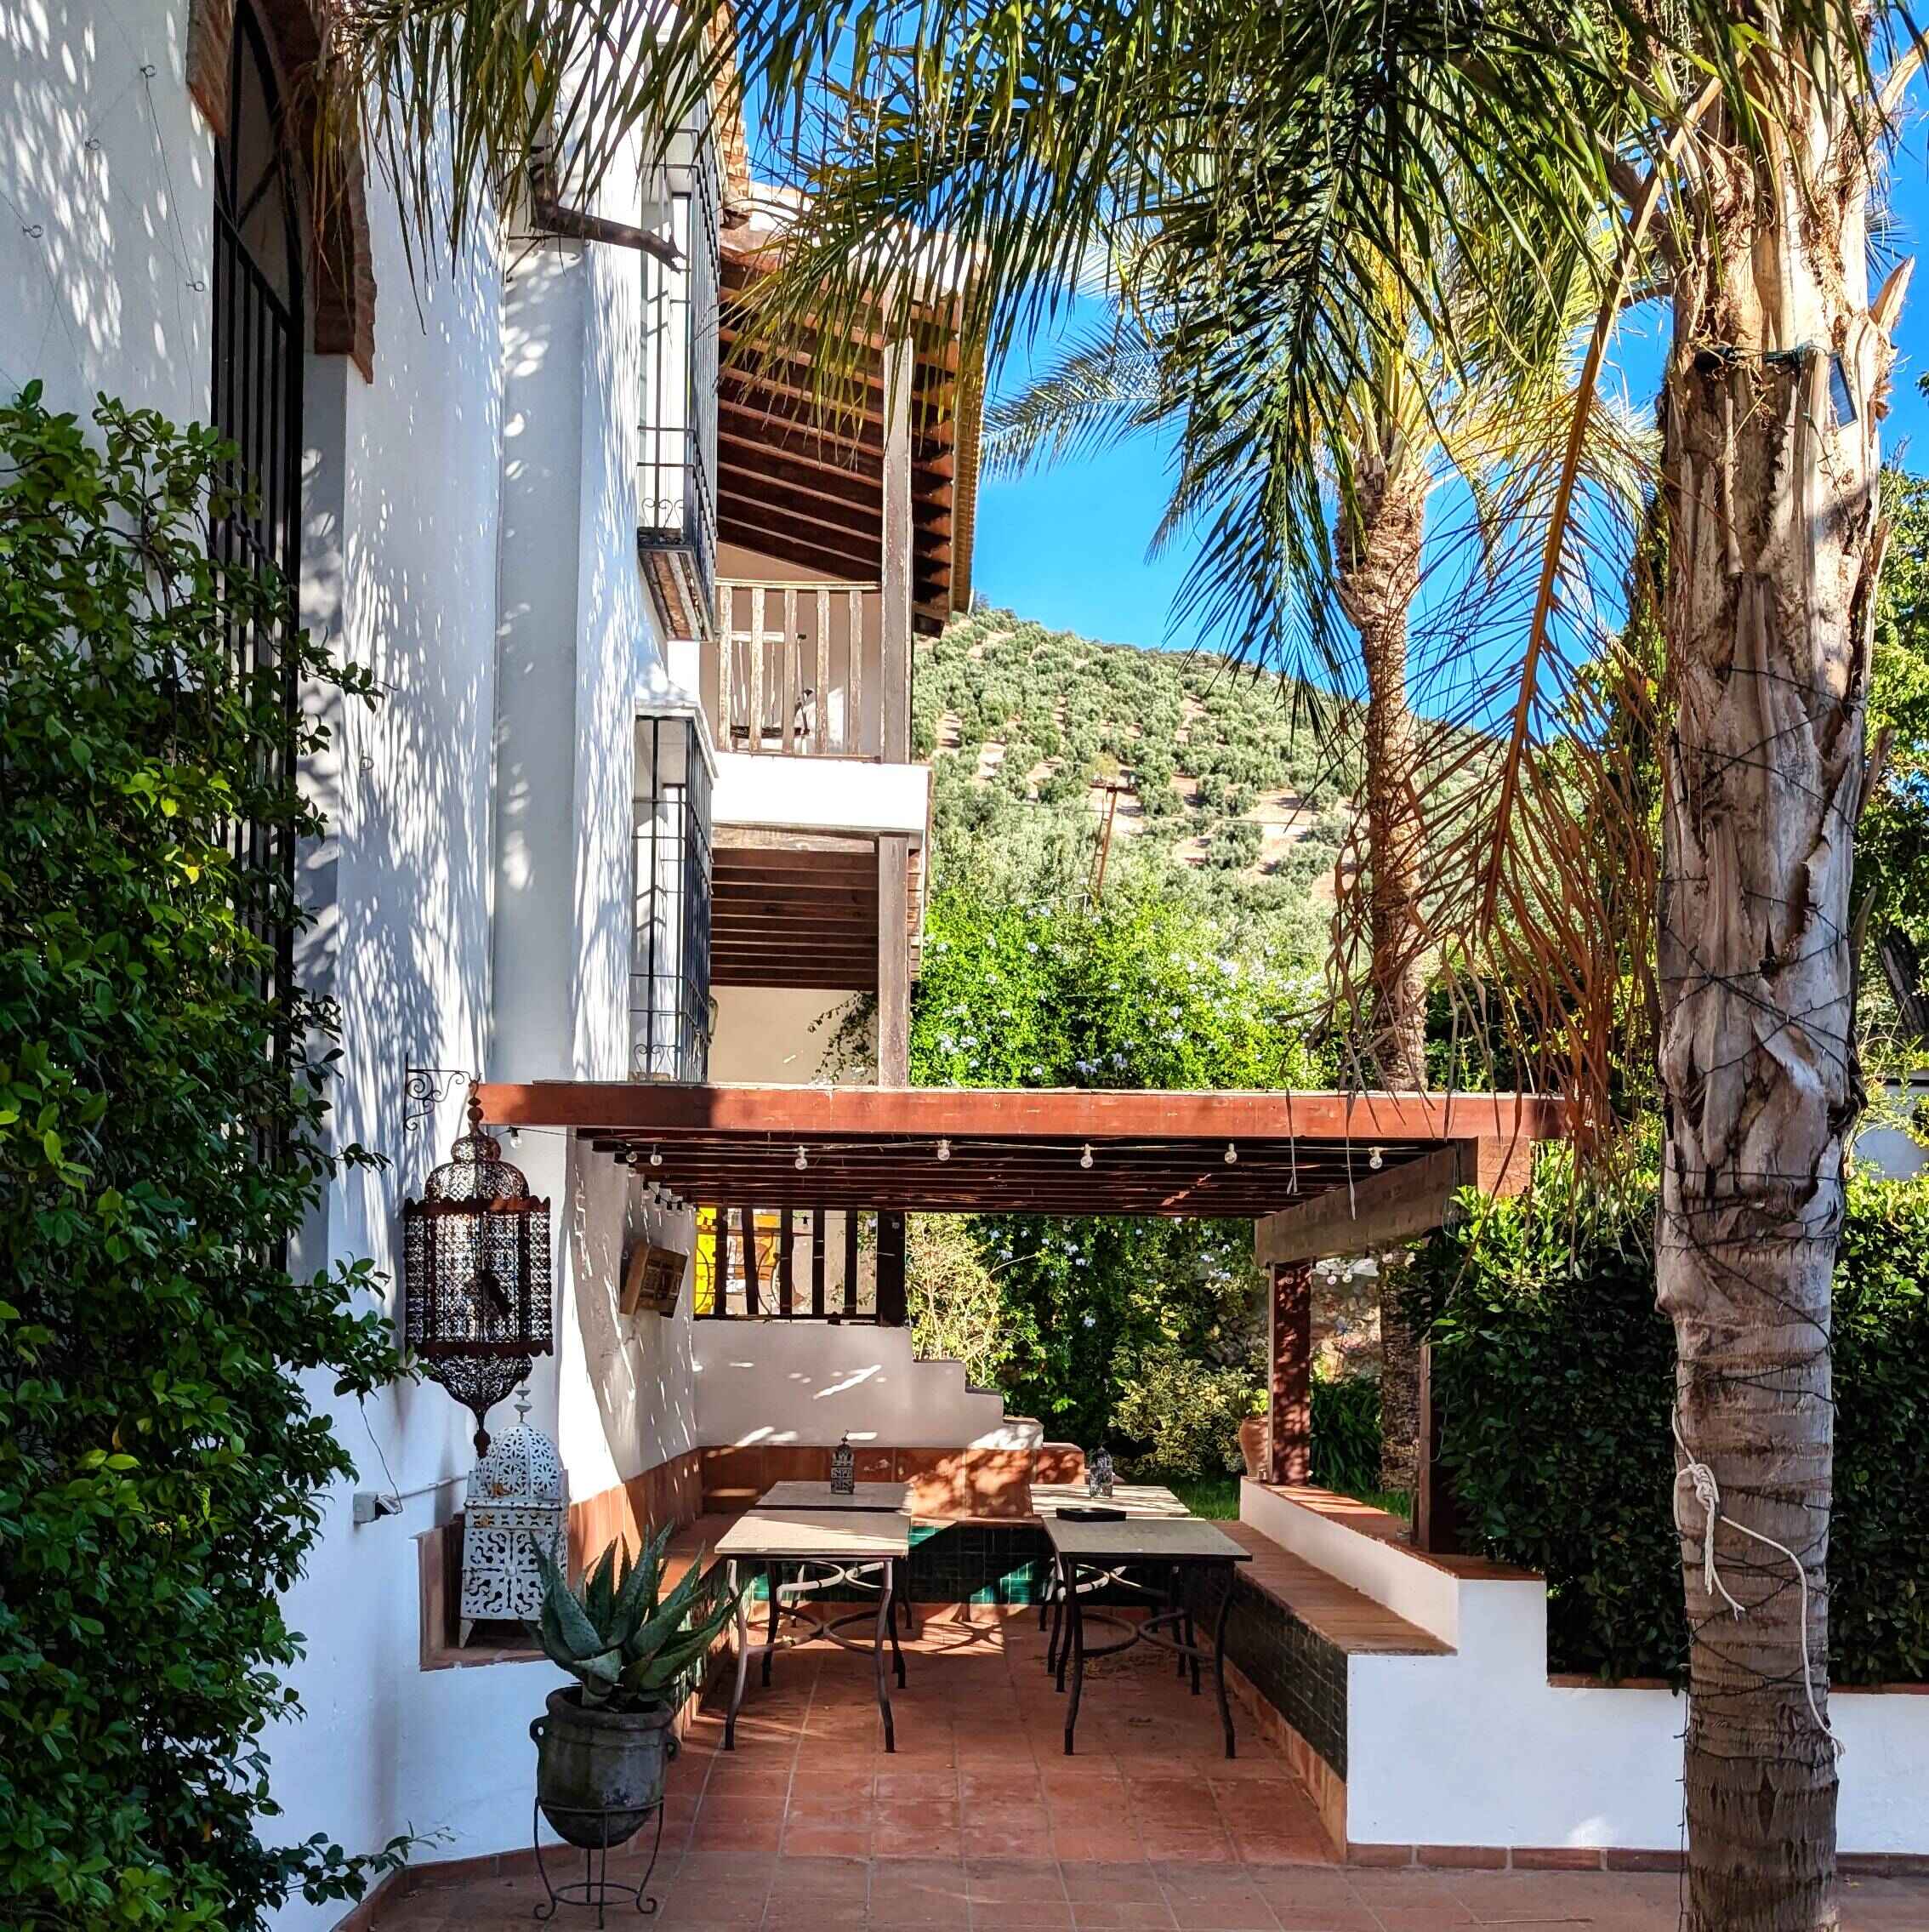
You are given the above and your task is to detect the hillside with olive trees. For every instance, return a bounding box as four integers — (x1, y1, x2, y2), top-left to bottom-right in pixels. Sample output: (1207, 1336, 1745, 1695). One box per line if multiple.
(913, 607, 1363, 969)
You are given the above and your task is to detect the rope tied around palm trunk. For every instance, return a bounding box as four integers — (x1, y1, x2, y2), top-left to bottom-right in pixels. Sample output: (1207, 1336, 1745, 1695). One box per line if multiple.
(1670, 1408, 1842, 1758)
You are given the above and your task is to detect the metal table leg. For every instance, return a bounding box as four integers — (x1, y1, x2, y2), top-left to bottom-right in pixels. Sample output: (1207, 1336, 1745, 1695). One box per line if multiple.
(886, 1564, 907, 1688)
(1046, 1559, 1066, 1681)
(873, 1557, 896, 1752)
(1063, 1562, 1086, 1755)
(761, 1559, 780, 1687)
(1053, 1553, 1074, 1694)
(725, 1558, 750, 1752)
(1211, 1565, 1236, 1758)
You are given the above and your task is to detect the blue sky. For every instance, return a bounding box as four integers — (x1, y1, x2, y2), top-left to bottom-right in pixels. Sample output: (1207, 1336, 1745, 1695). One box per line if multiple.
(971, 157, 1929, 658)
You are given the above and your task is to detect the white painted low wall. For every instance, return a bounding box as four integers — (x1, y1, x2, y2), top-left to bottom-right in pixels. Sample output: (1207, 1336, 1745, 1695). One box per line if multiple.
(712, 749, 930, 837)
(1242, 1481, 1929, 1855)
(692, 1319, 1025, 1448)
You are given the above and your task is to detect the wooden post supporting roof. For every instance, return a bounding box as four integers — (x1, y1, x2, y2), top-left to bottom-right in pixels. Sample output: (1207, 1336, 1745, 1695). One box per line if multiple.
(879, 339, 913, 763)
(877, 834, 911, 1084)
(1268, 1262, 1313, 1485)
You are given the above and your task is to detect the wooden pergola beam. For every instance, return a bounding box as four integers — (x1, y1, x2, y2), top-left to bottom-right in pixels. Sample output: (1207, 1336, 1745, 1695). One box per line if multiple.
(475, 1081, 1565, 1143)
(1255, 1141, 1481, 1268)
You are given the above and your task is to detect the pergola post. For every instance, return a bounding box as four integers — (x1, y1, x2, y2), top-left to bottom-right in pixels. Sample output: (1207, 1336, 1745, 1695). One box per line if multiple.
(1267, 1260, 1313, 1485)
(879, 338, 913, 765)
(877, 833, 910, 1084)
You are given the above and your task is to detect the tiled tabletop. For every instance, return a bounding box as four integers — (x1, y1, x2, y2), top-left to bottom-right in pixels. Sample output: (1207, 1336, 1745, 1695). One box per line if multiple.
(757, 1480, 915, 1513)
(717, 1509, 913, 1561)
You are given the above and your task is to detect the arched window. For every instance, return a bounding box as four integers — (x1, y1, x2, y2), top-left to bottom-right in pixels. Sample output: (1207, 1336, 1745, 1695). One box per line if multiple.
(210, 0, 304, 1006)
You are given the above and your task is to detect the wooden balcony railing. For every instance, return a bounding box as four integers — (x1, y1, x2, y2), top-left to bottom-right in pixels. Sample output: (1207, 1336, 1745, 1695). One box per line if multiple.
(711, 578, 888, 758)
(695, 1205, 907, 1323)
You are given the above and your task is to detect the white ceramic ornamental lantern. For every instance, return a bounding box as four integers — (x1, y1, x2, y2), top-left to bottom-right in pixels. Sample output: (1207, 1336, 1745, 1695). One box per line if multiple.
(459, 1392, 568, 1644)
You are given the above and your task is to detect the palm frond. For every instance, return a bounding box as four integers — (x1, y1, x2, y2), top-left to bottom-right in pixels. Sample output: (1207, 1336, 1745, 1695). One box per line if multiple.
(981, 316, 1164, 477)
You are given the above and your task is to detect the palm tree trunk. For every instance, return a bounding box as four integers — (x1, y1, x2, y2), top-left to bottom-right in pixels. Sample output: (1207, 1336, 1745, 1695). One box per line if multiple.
(1336, 464, 1429, 1088)
(1657, 71, 1894, 1929)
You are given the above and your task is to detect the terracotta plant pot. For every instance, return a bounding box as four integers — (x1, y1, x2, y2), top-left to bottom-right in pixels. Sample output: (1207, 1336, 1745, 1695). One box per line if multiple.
(1238, 1414, 1269, 1479)
(531, 1686, 677, 1847)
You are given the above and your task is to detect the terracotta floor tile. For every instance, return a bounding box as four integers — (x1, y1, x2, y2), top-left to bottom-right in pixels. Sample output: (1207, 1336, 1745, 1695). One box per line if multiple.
(771, 1854, 873, 1893)
(765, 1904, 871, 1931)
(1249, 1872, 1380, 1932)
(1054, 1829, 1149, 1864)
(1138, 1827, 1238, 1864)
(967, 1856, 1065, 1891)
(1068, 1901, 1180, 1930)
(1230, 1832, 1331, 1869)
(384, 1628, 1929, 1932)
(874, 1823, 969, 1861)
(967, 1821, 1057, 1860)
(1158, 1888, 1281, 1932)
(783, 1826, 875, 1860)
(976, 1903, 1077, 1929)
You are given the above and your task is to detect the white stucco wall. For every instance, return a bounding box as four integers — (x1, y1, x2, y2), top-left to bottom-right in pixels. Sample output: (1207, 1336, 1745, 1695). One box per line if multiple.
(3, 10, 705, 1916)
(714, 749, 930, 837)
(692, 1319, 1016, 1448)
(1242, 1481, 1929, 1856)
(0, 1, 211, 423)
(270, 119, 521, 1932)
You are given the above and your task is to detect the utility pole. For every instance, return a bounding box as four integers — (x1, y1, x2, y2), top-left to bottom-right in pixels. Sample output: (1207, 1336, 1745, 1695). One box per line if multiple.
(1088, 783, 1122, 906)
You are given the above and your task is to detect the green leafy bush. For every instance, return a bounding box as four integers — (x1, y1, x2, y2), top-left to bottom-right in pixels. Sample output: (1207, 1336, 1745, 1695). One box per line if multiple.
(1112, 1342, 1259, 1477)
(1407, 1149, 1929, 1685)
(1310, 1371, 1384, 1496)
(0, 392, 403, 1926)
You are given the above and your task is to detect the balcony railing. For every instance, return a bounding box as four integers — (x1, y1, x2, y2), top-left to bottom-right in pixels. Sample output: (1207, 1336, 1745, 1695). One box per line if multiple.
(695, 1205, 907, 1323)
(638, 124, 720, 642)
(711, 577, 886, 758)
(631, 715, 711, 1082)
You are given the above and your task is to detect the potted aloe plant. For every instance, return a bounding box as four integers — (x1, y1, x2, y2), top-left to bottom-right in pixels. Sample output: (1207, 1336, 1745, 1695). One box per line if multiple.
(528, 1528, 737, 1846)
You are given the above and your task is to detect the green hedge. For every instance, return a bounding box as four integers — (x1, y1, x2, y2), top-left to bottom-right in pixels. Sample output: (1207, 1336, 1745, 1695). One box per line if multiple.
(1406, 1153, 1929, 1686)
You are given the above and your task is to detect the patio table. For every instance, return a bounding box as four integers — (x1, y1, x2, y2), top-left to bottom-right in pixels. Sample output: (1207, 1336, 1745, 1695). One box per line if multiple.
(1032, 1480, 1195, 1644)
(754, 1479, 913, 1512)
(714, 1507, 911, 1752)
(1042, 1511, 1252, 1759)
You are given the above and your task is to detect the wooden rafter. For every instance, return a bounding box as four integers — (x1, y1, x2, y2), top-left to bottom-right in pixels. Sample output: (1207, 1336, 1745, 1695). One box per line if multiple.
(473, 1084, 1564, 1220)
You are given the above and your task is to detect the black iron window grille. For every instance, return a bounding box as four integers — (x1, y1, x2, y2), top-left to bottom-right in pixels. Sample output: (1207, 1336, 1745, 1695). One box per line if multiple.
(211, 1, 304, 1015)
(632, 714, 712, 1082)
(637, 120, 720, 641)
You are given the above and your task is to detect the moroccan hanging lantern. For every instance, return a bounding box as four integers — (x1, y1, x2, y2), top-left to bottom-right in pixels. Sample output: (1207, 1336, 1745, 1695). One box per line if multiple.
(403, 1086, 553, 1454)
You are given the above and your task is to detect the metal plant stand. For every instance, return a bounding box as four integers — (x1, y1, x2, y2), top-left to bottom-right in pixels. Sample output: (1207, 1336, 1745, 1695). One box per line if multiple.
(531, 1796, 666, 1926)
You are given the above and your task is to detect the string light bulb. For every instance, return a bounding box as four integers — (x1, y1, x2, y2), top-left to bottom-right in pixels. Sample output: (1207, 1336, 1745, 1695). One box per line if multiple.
(1224, 1141, 1238, 1165)
(1079, 1143, 1094, 1171)
(794, 1145, 809, 1171)
(1368, 1146, 1385, 1171)
(648, 1145, 663, 1168)
(936, 1138, 952, 1162)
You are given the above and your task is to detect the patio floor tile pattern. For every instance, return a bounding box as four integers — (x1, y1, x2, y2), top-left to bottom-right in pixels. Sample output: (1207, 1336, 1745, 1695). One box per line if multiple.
(373, 1617, 1924, 1929)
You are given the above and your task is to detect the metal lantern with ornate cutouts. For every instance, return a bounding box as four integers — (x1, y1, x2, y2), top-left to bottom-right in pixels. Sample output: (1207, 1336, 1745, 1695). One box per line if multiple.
(459, 1389, 568, 1644)
(403, 1087, 553, 1454)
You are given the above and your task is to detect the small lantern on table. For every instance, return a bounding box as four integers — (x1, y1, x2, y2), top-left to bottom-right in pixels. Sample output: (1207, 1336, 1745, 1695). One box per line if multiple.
(830, 1433, 856, 1496)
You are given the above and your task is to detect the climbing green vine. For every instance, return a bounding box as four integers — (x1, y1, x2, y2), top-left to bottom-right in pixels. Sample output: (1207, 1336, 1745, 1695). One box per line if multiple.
(0, 393, 407, 1927)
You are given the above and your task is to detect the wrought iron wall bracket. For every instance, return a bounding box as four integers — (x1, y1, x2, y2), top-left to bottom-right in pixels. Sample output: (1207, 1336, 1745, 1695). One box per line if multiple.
(403, 1065, 473, 1135)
